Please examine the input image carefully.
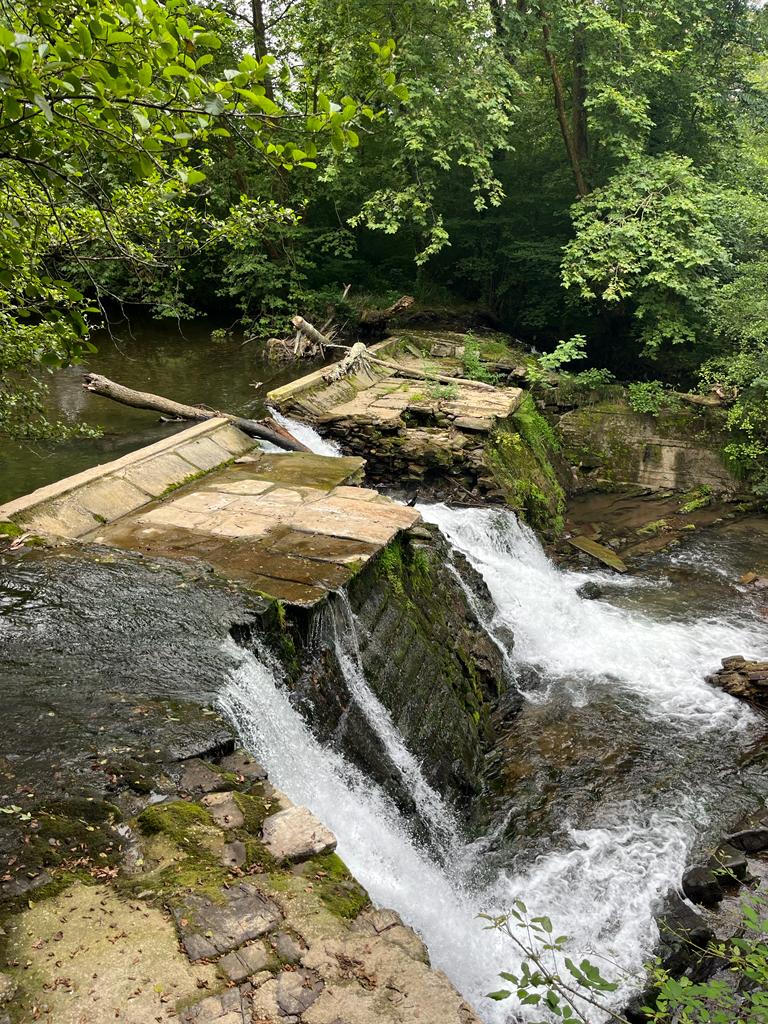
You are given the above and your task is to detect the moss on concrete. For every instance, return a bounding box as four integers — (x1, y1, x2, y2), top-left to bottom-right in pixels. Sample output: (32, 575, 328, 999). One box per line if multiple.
(485, 395, 566, 535)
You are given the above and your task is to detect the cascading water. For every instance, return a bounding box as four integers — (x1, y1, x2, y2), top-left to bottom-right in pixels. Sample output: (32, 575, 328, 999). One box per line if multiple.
(420, 504, 764, 726)
(267, 407, 343, 457)
(219, 413, 768, 1023)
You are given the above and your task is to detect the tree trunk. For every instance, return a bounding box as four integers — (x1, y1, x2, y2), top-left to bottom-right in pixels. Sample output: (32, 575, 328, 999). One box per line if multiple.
(250, 0, 274, 102)
(82, 374, 311, 452)
(571, 25, 589, 170)
(539, 10, 589, 198)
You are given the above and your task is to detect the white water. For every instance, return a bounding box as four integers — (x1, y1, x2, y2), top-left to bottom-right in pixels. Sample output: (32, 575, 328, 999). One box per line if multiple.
(420, 504, 763, 728)
(220, 640, 695, 1023)
(267, 407, 343, 457)
(218, 489, 766, 1022)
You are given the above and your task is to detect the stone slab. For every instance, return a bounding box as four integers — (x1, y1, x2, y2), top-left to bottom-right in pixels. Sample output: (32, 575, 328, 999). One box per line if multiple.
(262, 806, 337, 863)
(173, 882, 282, 959)
(0, 418, 256, 539)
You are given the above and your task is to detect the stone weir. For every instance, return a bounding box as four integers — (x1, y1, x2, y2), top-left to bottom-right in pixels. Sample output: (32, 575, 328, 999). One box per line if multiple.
(267, 330, 569, 533)
(0, 420, 509, 1024)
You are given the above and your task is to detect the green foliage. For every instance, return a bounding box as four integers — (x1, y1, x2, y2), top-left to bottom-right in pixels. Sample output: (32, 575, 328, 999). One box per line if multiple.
(485, 892, 768, 1024)
(627, 381, 669, 415)
(461, 336, 500, 384)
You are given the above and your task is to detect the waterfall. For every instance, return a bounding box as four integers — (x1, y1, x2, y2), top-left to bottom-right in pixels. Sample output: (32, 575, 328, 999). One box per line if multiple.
(267, 407, 342, 457)
(219, 501, 766, 1023)
(420, 504, 763, 727)
(220, 641, 695, 1023)
(326, 591, 463, 852)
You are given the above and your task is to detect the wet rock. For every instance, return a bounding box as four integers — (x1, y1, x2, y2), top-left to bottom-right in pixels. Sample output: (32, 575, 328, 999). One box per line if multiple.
(200, 791, 244, 829)
(219, 749, 267, 781)
(277, 967, 323, 1015)
(179, 758, 229, 796)
(218, 942, 271, 982)
(726, 810, 768, 852)
(657, 892, 714, 977)
(576, 580, 604, 600)
(221, 840, 247, 870)
(262, 805, 336, 863)
(682, 865, 723, 907)
(706, 657, 768, 707)
(710, 841, 748, 880)
(173, 882, 281, 959)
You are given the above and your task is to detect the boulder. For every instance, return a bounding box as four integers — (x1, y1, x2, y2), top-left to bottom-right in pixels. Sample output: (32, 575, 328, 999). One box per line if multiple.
(682, 865, 723, 907)
(577, 580, 604, 600)
(261, 806, 336, 863)
(219, 748, 268, 782)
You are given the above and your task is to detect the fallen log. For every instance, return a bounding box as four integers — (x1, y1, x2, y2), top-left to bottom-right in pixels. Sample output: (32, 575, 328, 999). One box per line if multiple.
(290, 317, 498, 392)
(82, 373, 311, 453)
(360, 294, 414, 326)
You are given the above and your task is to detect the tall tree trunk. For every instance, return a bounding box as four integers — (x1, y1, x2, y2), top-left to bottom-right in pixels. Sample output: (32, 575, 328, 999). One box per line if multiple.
(250, 0, 274, 103)
(571, 25, 588, 170)
(538, 10, 589, 198)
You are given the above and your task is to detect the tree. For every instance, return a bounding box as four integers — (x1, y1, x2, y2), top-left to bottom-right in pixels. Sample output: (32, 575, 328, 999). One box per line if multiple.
(0, 0, 392, 437)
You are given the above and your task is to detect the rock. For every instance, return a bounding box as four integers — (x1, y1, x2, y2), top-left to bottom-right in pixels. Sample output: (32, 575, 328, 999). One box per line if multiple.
(261, 806, 337, 863)
(709, 841, 748, 880)
(200, 791, 244, 829)
(682, 865, 723, 907)
(173, 882, 281, 959)
(179, 758, 229, 796)
(272, 930, 304, 964)
(707, 658, 768, 708)
(221, 840, 247, 870)
(726, 825, 768, 853)
(276, 968, 323, 1016)
(219, 749, 267, 782)
(576, 580, 604, 600)
(0, 973, 16, 1006)
(657, 892, 714, 977)
(178, 986, 248, 1023)
(218, 942, 270, 983)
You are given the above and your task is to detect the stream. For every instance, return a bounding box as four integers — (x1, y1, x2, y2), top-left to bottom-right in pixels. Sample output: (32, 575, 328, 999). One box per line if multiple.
(2, 326, 768, 1021)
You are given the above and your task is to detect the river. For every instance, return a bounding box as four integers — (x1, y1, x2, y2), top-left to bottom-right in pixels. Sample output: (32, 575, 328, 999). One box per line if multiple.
(1, 323, 767, 1022)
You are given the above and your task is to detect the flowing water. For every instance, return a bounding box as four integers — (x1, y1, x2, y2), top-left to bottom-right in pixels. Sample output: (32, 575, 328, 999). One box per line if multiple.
(3, 333, 768, 1020)
(219, 485, 768, 1022)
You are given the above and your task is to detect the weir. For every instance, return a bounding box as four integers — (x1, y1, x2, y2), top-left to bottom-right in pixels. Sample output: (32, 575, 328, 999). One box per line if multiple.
(2, 416, 768, 1024)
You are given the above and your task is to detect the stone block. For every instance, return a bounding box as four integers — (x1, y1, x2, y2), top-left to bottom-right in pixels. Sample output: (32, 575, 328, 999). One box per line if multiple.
(261, 806, 336, 863)
(121, 451, 200, 497)
(218, 943, 270, 982)
(179, 758, 229, 796)
(173, 882, 281, 959)
(176, 436, 233, 471)
(219, 749, 268, 781)
(277, 968, 323, 1016)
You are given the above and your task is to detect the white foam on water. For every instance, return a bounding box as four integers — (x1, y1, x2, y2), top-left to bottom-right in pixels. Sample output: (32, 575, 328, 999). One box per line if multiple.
(419, 503, 763, 727)
(267, 407, 342, 457)
(220, 641, 694, 1023)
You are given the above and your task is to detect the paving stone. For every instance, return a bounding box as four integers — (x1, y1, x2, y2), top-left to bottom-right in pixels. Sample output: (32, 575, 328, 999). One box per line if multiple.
(201, 791, 244, 829)
(218, 942, 270, 982)
(172, 492, 239, 514)
(202, 479, 275, 496)
(173, 882, 282, 959)
(262, 806, 336, 863)
(76, 475, 152, 520)
(179, 758, 229, 796)
(277, 968, 323, 1016)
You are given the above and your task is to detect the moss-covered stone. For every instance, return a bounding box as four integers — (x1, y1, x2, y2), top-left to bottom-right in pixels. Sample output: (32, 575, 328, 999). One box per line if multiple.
(484, 395, 567, 535)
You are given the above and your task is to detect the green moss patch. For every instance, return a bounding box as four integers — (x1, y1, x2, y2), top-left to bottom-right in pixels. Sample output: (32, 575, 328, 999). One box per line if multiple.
(309, 853, 370, 920)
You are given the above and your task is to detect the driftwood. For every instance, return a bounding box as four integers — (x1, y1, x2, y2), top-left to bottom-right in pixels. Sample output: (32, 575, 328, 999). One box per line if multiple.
(82, 373, 311, 453)
(360, 294, 414, 326)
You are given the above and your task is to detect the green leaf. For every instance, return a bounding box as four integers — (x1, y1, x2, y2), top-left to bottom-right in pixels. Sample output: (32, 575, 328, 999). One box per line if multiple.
(486, 990, 512, 1001)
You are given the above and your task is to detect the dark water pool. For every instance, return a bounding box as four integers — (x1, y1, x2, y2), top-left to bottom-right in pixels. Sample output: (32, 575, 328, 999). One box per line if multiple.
(0, 318, 322, 504)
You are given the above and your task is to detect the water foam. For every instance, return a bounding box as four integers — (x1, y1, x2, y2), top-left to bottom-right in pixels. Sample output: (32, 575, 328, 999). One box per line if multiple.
(420, 504, 761, 727)
(267, 407, 342, 457)
(220, 639, 695, 1022)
